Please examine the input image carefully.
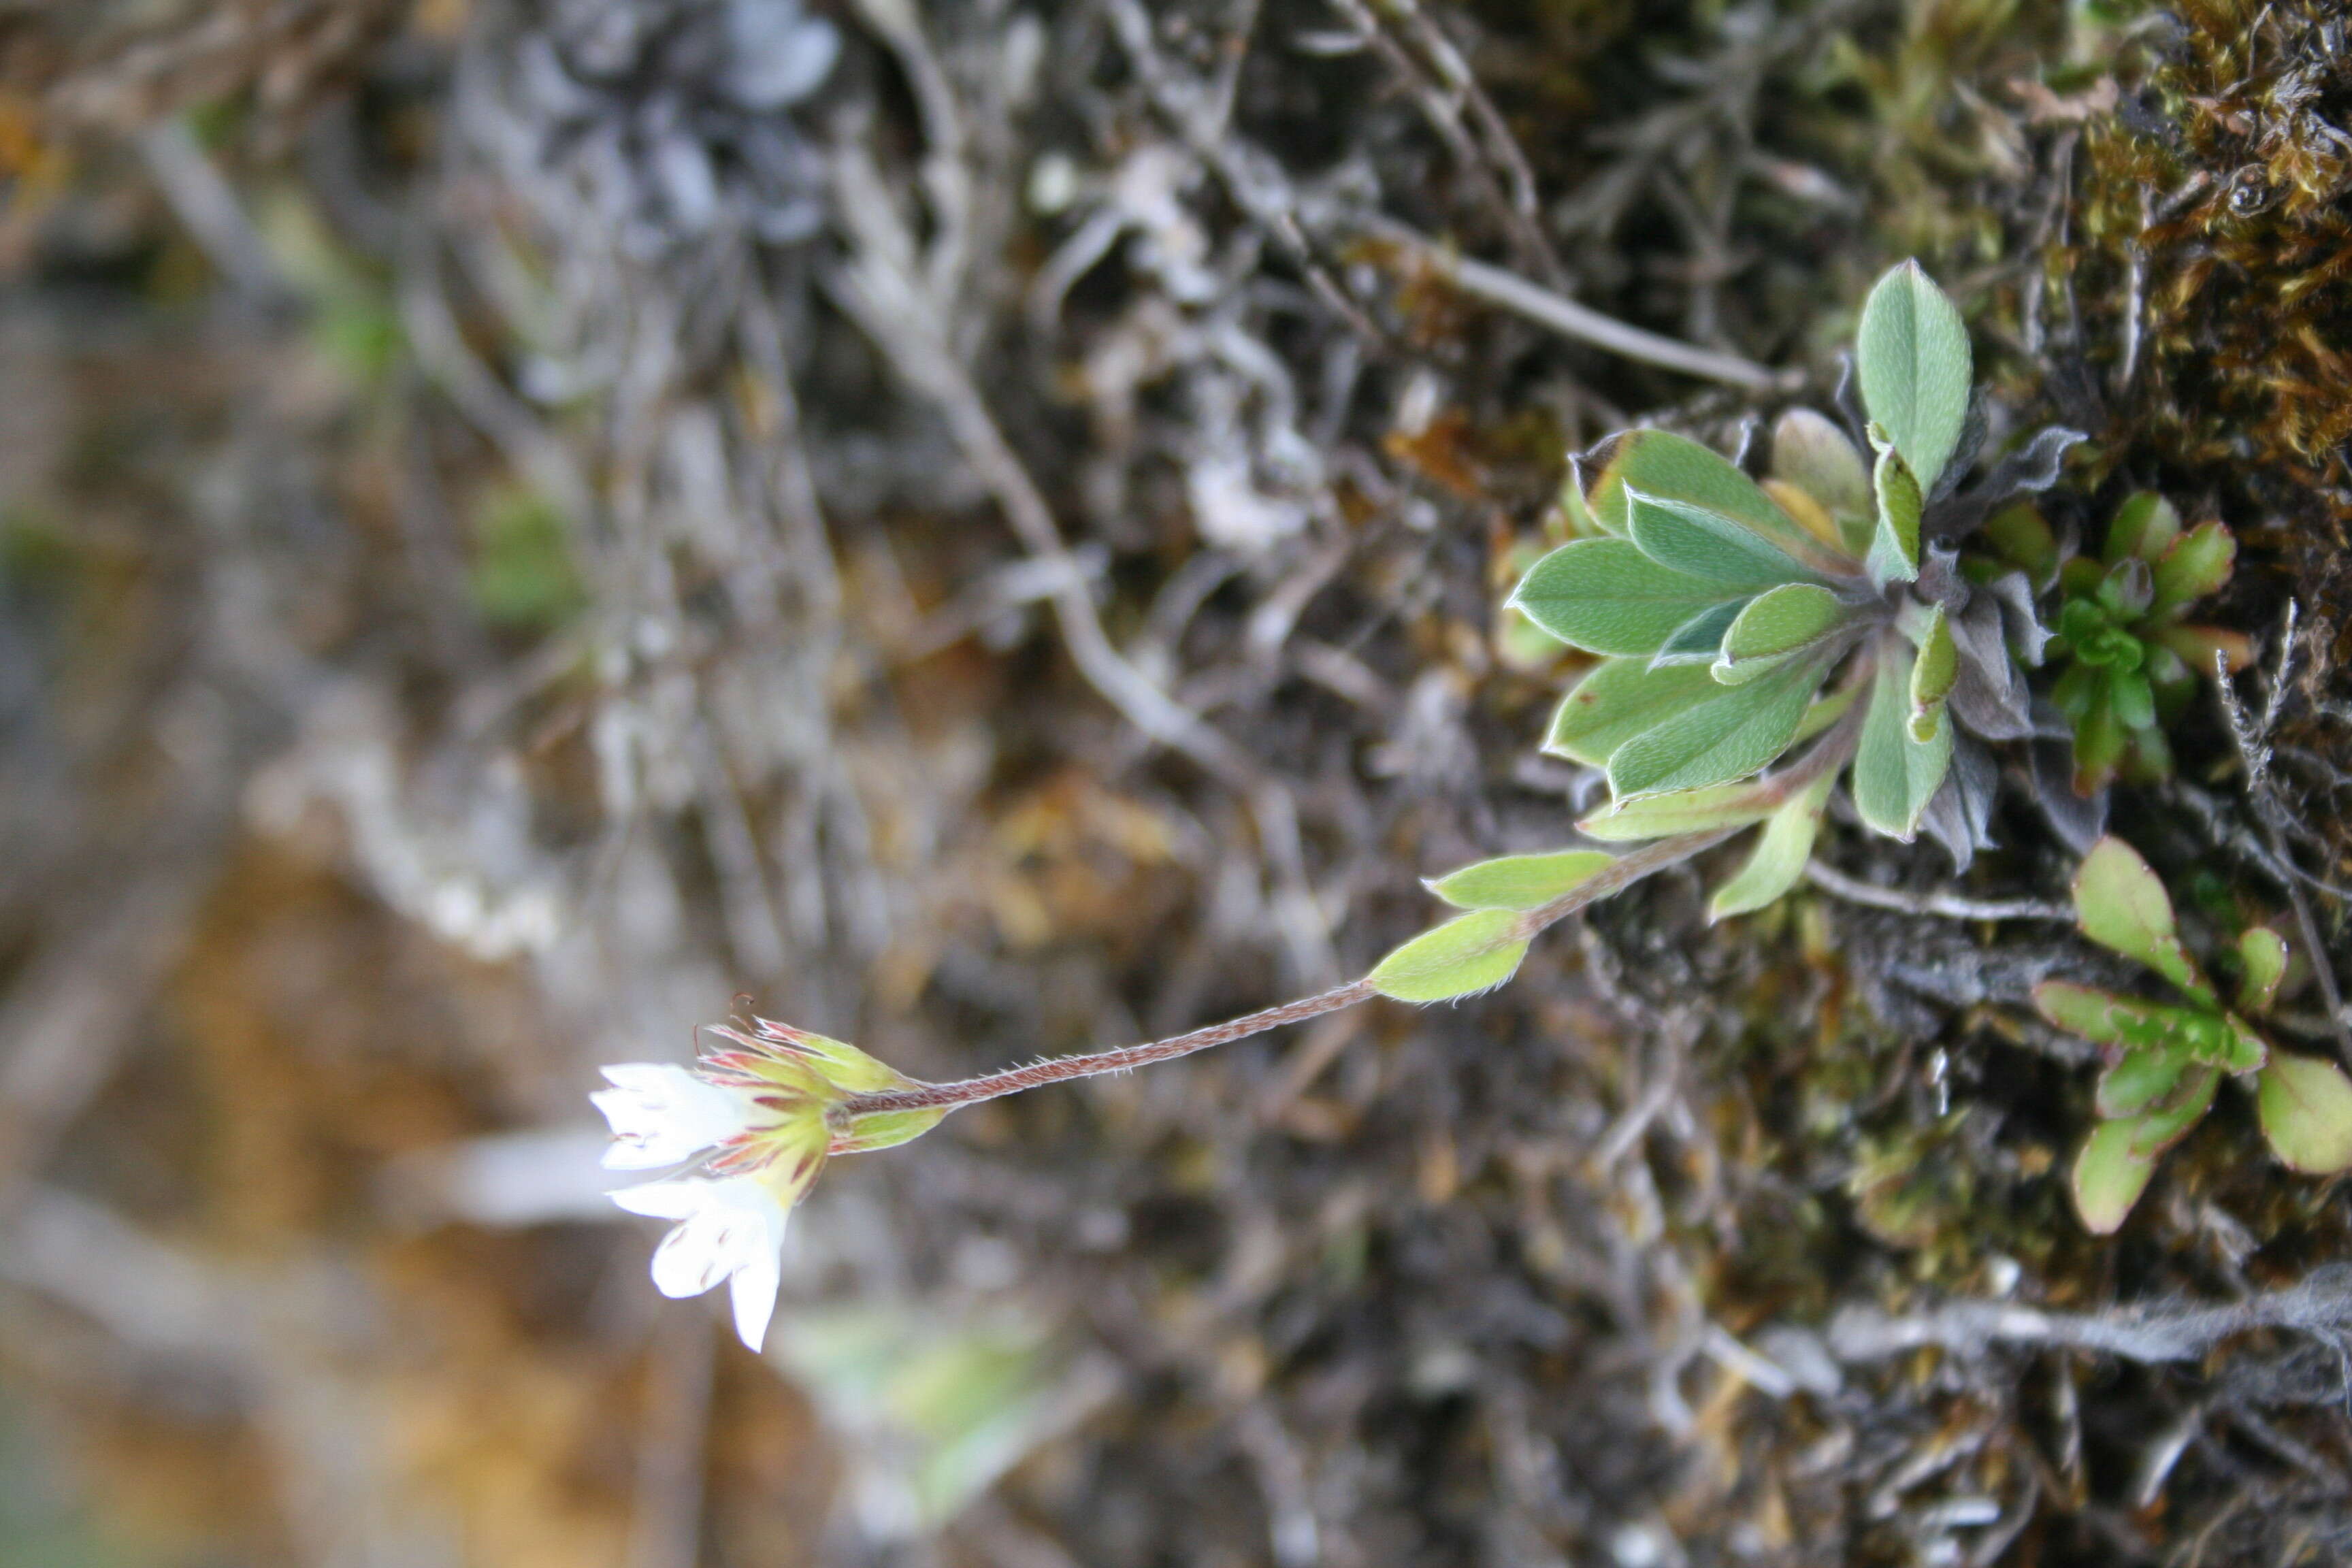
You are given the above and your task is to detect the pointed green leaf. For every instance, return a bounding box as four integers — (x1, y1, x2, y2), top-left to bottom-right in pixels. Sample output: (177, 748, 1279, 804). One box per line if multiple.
(1544, 659, 1724, 765)
(1511, 539, 1739, 656)
(1769, 407, 1872, 523)
(1864, 434, 1922, 588)
(1624, 487, 1826, 589)
(1855, 260, 1972, 495)
(2096, 1047, 2186, 1120)
(1369, 909, 1531, 1003)
(1850, 644, 1953, 839)
(1578, 779, 1781, 840)
(2238, 926, 2290, 1017)
(1708, 770, 1834, 919)
(1607, 653, 1823, 798)
(1906, 606, 1957, 741)
(1713, 583, 1857, 685)
(2257, 1053, 2352, 1173)
(2072, 1120, 2159, 1233)
(2149, 519, 2236, 617)
(1650, 598, 1750, 666)
(1428, 851, 1614, 912)
(1582, 428, 1855, 575)
(2072, 837, 2214, 1004)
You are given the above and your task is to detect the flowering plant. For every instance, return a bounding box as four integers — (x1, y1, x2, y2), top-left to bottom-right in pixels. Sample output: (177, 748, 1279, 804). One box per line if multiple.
(594, 1014, 943, 1349)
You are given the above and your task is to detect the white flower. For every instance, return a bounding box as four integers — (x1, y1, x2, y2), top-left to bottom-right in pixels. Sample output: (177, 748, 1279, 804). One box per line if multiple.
(611, 1172, 796, 1351)
(596, 1014, 945, 1352)
(591, 1063, 756, 1169)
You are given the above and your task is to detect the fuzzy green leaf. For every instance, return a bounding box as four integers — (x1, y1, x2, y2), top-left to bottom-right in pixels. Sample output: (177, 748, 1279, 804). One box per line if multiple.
(1906, 605, 1957, 742)
(1651, 598, 1751, 666)
(1850, 644, 1953, 839)
(1714, 583, 1857, 685)
(1769, 408, 1872, 525)
(1578, 779, 1781, 841)
(1624, 487, 1826, 589)
(1369, 909, 1531, 1003)
(2149, 520, 2236, 618)
(1708, 770, 1834, 919)
(1580, 429, 1845, 575)
(2072, 837, 2215, 1005)
(1544, 659, 1724, 765)
(1855, 260, 1972, 496)
(2257, 1053, 2352, 1173)
(2238, 926, 2290, 1017)
(1511, 539, 1739, 656)
(1607, 654, 1823, 798)
(1428, 851, 1614, 913)
(1864, 436, 1922, 589)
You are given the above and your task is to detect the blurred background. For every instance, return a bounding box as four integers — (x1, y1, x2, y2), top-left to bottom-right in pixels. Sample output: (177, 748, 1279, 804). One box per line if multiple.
(2, 1, 2350, 1565)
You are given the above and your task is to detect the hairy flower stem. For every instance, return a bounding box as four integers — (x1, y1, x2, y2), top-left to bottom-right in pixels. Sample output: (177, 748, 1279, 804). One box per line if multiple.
(840, 815, 1774, 1120)
(838, 980, 1381, 1116)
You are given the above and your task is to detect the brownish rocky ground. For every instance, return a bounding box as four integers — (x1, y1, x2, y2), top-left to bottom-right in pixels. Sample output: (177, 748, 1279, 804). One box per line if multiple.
(1, 3, 2349, 1565)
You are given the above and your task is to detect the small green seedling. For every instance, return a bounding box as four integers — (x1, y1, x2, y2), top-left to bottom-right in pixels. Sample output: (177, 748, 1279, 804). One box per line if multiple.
(2035, 836, 2352, 1232)
(1984, 493, 2252, 793)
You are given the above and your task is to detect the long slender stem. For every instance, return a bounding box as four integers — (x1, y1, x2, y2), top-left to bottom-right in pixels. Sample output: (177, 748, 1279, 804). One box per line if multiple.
(842, 980, 1379, 1116)
(845, 700, 1876, 1120)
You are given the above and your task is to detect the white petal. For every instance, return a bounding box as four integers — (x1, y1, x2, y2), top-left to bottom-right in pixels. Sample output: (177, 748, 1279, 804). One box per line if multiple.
(649, 1215, 736, 1298)
(610, 1177, 708, 1220)
(590, 1062, 755, 1169)
(727, 1232, 782, 1352)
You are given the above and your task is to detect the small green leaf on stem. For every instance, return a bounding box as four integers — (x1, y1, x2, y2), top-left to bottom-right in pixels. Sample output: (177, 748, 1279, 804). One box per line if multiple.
(1708, 770, 1834, 919)
(2072, 837, 2215, 1006)
(1906, 606, 1957, 742)
(2150, 520, 2236, 617)
(2071, 1065, 2218, 1232)
(1512, 540, 1738, 656)
(1582, 429, 1840, 572)
(1851, 644, 1952, 838)
(1855, 260, 1972, 496)
(1769, 408, 1872, 524)
(1713, 583, 1855, 685)
(1865, 434, 1922, 589)
(2072, 1120, 2159, 1234)
(1369, 910, 1531, 1003)
(2095, 1047, 2185, 1120)
(2238, 926, 2291, 1017)
(2257, 1054, 2352, 1173)
(1545, 659, 1724, 765)
(1624, 487, 1827, 589)
(1578, 779, 1781, 841)
(1607, 653, 1822, 798)
(1428, 851, 1614, 912)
